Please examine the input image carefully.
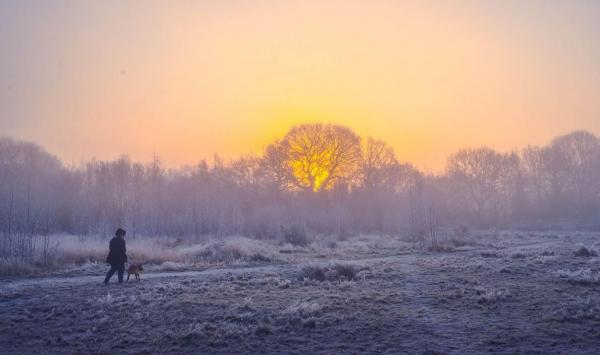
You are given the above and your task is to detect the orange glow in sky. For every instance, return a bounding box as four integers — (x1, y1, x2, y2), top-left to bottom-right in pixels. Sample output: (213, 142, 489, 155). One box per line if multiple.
(2, 1, 600, 171)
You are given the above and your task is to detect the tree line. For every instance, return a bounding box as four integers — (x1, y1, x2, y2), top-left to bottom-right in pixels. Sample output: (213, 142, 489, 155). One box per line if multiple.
(1, 124, 600, 246)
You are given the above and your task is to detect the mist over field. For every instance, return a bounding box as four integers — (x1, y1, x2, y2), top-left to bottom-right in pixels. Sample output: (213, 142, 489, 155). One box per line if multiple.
(2, 126, 600, 253)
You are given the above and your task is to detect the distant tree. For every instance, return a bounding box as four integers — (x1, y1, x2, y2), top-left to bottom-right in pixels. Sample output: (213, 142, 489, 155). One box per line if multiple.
(542, 131, 600, 218)
(0, 138, 63, 260)
(261, 140, 294, 192)
(229, 155, 262, 188)
(446, 147, 520, 224)
(522, 145, 545, 202)
(360, 138, 398, 191)
(3, 128, 600, 241)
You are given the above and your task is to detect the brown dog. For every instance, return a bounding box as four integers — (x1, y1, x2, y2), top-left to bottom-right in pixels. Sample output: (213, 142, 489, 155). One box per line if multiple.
(127, 263, 144, 281)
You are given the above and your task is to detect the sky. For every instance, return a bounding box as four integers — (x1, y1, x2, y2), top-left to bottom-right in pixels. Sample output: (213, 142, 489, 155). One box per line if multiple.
(1, 0, 600, 172)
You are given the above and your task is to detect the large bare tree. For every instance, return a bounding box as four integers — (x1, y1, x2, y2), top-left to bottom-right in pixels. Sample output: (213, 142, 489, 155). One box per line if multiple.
(263, 124, 362, 192)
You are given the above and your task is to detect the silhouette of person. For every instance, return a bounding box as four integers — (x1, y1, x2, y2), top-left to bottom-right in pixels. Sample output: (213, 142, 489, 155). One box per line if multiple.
(104, 228, 128, 285)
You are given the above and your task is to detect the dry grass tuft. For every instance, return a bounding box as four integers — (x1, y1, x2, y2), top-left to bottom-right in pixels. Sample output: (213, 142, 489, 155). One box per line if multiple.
(556, 268, 600, 284)
(475, 287, 511, 304)
(299, 263, 361, 282)
(574, 246, 598, 257)
(284, 300, 322, 317)
(280, 224, 310, 247)
(553, 297, 600, 322)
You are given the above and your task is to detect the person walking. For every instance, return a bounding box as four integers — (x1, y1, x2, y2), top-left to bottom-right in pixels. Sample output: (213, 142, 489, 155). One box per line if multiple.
(104, 228, 128, 285)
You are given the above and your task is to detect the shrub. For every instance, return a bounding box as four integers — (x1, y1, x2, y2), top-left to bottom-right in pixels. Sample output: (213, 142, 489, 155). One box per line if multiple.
(299, 263, 360, 282)
(192, 237, 276, 264)
(332, 263, 357, 281)
(255, 325, 272, 336)
(281, 224, 310, 247)
(480, 252, 499, 258)
(248, 253, 272, 263)
(299, 265, 326, 281)
(447, 225, 477, 248)
(574, 247, 598, 257)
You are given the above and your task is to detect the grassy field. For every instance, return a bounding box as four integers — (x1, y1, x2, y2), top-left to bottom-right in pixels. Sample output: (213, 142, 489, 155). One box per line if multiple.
(2, 231, 600, 354)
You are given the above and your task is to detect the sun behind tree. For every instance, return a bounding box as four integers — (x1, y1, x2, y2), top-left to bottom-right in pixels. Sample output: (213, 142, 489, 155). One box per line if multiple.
(263, 123, 362, 192)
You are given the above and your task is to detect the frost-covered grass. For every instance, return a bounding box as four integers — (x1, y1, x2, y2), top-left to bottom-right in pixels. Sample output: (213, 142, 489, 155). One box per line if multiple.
(190, 237, 278, 264)
(284, 300, 322, 316)
(298, 263, 363, 282)
(0, 234, 280, 276)
(307, 233, 414, 256)
(0, 283, 31, 299)
(0, 231, 460, 277)
(475, 287, 511, 305)
(0, 229, 593, 277)
(0, 258, 42, 277)
(250, 274, 291, 288)
(58, 234, 280, 265)
(553, 297, 600, 322)
(556, 268, 600, 284)
(5, 231, 600, 354)
(1, 232, 420, 276)
(60, 235, 186, 264)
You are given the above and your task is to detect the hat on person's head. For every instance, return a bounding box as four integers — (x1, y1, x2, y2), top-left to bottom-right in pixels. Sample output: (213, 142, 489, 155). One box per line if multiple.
(115, 228, 126, 237)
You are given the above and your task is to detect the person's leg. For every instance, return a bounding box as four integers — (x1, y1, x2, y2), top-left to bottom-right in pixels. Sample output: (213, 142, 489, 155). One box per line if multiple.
(117, 264, 125, 283)
(104, 265, 116, 284)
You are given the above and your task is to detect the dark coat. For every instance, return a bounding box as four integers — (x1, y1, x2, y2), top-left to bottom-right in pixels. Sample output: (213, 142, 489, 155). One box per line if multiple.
(106, 236, 127, 265)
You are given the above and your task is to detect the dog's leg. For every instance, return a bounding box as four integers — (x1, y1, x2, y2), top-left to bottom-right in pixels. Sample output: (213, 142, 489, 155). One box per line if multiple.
(127, 272, 130, 282)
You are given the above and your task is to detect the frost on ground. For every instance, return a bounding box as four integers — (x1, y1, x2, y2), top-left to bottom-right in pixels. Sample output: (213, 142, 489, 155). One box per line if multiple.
(0, 233, 414, 277)
(2, 231, 600, 354)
